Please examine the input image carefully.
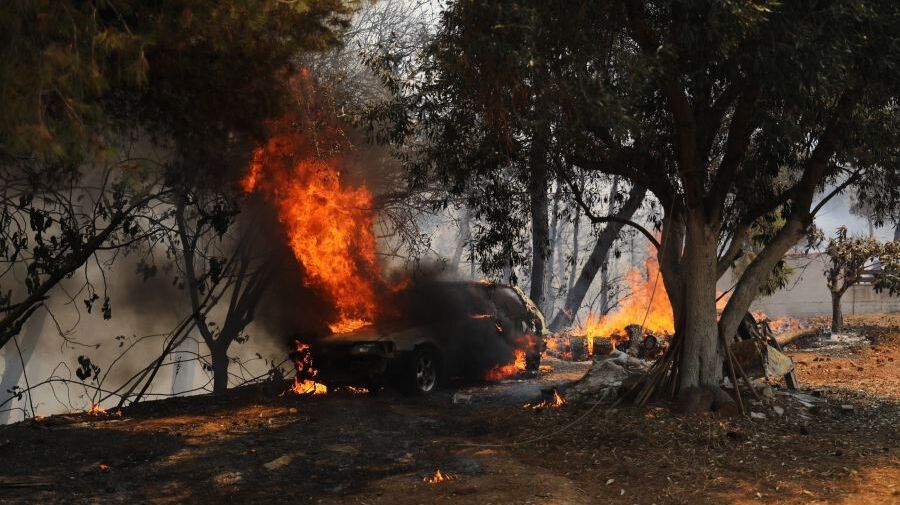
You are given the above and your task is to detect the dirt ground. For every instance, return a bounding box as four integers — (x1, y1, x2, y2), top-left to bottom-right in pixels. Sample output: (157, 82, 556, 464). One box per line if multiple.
(0, 315, 898, 505)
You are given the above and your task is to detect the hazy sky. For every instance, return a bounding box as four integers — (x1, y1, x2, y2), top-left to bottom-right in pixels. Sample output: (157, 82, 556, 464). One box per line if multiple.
(813, 192, 897, 242)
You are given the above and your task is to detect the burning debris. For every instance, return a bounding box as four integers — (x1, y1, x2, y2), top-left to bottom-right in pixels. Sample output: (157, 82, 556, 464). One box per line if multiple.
(287, 341, 327, 396)
(578, 249, 675, 354)
(336, 386, 370, 395)
(423, 469, 455, 484)
(752, 311, 808, 335)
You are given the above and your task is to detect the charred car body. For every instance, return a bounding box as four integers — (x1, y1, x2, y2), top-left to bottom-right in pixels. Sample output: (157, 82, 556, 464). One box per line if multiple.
(310, 281, 548, 394)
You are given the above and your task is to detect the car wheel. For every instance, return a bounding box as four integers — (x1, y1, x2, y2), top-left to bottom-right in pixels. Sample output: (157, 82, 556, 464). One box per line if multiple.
(402, 347, 441, 395)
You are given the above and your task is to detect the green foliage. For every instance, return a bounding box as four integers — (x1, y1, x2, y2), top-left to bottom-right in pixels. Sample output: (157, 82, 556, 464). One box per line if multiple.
(0, 1, 143, 165)
(364, 1, 625, 276)
(824, 226, 881, 295)
(120, 0, 352, 186)
(0, 0, 352, 181)
(874, 240, 900, 296)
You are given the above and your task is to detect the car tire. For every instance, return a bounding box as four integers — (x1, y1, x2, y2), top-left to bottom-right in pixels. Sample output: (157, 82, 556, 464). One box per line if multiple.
(400, 347, 441, 395)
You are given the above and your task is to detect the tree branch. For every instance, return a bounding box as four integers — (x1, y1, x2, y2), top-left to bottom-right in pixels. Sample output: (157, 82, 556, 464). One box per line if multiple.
(562, 174, 656, 248)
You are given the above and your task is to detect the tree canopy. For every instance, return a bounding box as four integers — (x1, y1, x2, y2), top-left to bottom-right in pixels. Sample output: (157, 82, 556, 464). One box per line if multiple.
(0, 0, 353, 354)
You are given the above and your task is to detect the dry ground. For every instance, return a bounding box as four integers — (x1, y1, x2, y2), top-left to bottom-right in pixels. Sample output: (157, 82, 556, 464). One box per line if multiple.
(0, 314, 897, 505)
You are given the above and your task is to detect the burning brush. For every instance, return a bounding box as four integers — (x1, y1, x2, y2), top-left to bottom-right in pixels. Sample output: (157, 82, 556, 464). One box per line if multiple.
(87, 403, 106, 416)
(85, 403, 122, 417)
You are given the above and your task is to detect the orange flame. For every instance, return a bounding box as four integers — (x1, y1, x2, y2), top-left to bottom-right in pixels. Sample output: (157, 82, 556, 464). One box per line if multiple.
(577, 246, 731, 356)
(523, 388, 566, 410)
(87, 403, 107, 416)
(484, 349, 527, 381)
(579, 251, 673, 353)
(241, 73, 381, 334)
(424, 469, 455, 484)
(288, 341, 328, 396)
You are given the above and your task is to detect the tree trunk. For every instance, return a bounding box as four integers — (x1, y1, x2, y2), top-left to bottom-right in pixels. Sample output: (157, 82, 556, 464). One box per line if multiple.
(544, 188, 562, 315)
(210, 342, 230, 394)
(676, 216, 723, 393)
(529, 173, 550, 311)
(0, 309, 45, 424)
(567, 202, 581, 292)
(599, 177, 620, 313)
(549, 185, 645, 331)
(831, 291, 844, 333)
(451, 206, 472, 270)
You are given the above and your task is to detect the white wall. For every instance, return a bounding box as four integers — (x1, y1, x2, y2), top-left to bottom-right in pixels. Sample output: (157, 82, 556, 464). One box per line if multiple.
(720, 254, 900, 318)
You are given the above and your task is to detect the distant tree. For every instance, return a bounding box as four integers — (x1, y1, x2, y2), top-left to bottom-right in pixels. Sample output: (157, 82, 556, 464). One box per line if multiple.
(550, 183, 646, 330)
(823, 227, 881, 332)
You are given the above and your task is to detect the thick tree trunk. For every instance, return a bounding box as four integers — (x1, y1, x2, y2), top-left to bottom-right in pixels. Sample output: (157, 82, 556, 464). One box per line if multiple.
(831, 291, 844, 333)
(529, 172, 550, 311)
(210, 343, 230, 394)
(677, 217, 723, 392)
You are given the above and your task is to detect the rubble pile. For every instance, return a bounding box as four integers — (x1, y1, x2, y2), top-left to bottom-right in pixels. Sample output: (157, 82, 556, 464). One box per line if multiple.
(565, 350, 650, 403)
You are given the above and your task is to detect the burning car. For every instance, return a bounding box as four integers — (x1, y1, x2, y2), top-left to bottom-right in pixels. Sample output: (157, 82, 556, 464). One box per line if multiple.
(308, 281, 548, 394)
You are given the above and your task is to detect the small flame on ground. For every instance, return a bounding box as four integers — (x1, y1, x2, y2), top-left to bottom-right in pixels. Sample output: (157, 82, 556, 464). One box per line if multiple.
(523, 388, 566, 410)
(469, 313, 493, 320)
(87, 403, 106, 416)
(424, 469, 455, 484)
(484, 349, 527, 381)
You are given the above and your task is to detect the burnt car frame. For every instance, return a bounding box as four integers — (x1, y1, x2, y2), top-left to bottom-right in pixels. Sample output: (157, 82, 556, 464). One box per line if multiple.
(310, 281, 548, 394)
